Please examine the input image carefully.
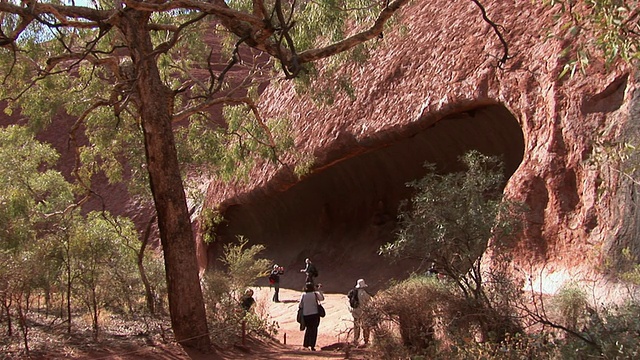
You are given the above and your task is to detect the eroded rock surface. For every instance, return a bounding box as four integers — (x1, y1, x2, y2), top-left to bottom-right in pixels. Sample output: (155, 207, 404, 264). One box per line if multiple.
(202, 1, 639, 296)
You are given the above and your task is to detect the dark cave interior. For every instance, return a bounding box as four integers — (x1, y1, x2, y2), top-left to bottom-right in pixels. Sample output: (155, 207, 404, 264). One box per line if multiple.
(211, 104, 525, 293)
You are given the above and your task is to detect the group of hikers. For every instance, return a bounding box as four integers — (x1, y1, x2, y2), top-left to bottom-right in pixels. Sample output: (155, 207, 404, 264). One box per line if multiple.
(239, 257, 372, 351)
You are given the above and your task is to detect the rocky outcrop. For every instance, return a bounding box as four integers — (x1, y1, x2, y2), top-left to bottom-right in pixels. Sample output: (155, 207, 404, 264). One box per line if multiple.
(202, 1, 639, 296)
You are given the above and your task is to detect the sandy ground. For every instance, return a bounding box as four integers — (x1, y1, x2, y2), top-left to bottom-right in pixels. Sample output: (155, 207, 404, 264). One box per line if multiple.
(251, 286, 355, 349)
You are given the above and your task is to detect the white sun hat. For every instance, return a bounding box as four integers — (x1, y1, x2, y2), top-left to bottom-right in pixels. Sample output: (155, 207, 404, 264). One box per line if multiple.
(355, 279, 368, 289)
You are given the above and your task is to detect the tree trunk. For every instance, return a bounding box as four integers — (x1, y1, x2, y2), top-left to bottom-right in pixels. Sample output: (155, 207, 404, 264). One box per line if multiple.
(139, 214, 157, 315)
(15, 294, 30, 357)
(120, 11, 210, 351)
(65, 251, 72, 334)
(2, 295, 12, 336)
(91, 286, 99, 340)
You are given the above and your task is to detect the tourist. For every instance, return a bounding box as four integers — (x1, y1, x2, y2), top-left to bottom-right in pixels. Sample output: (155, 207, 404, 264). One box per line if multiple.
(240, 288, 255, 313)
(300, 258, 318, 284)
(298, 282, 324, 351)
(269, 264, 285, 302)
(349, 279, 372, 347)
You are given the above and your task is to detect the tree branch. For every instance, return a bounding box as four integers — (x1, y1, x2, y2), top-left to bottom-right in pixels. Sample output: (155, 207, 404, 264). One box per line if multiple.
(150, 12, 207, 57)
(295, 0, 409, 64)
(470, 0, 509, 68)
(122, 0, 263, 27)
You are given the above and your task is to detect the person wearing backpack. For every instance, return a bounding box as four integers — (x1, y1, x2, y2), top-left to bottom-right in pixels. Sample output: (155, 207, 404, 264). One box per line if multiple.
(269, 264, 285, 302)
(348, 278, 372, 347)
(300, 258, 318, 284)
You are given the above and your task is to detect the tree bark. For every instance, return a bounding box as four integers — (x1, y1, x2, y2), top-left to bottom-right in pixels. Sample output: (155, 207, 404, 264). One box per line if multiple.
(139, 214, 157, 315)
(119, 10, 210, 351)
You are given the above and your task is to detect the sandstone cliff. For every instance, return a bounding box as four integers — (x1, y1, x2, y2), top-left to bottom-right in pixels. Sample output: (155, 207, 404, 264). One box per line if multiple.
(201, 0, 640, 297)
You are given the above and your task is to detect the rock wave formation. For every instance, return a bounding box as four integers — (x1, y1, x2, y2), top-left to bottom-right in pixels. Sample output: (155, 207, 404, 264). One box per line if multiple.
(202, 0, 640, 298)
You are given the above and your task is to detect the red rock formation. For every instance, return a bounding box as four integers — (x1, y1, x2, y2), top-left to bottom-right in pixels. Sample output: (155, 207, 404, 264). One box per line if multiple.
(202, 0, 638, 296)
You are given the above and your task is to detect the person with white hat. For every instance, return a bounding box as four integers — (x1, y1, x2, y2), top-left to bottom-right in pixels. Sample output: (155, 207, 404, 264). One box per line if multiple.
(348, 278, 372, 347)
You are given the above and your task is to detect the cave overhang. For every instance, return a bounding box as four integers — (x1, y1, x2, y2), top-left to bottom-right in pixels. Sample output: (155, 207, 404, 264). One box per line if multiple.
(209, 103, 524, 291)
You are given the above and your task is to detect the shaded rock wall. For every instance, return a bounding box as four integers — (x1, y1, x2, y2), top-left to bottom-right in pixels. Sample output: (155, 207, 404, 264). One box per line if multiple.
(202, 1, 639, 296)
(213, 105, 524, 290)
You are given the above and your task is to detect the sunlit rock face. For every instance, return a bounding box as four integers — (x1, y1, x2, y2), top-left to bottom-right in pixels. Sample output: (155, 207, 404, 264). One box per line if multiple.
(202, 1, 638, 296)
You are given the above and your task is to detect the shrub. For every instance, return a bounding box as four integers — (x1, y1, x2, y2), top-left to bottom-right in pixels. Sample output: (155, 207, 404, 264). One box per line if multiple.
(201, 237, 275, 347)
(553, 283, 589, 331)
(554, 299, 640, 359)
(367, 271, 528, 358)
(365, 275, 464, 357)
(443, 332, 556, 360)
(378, 151, 525, 351)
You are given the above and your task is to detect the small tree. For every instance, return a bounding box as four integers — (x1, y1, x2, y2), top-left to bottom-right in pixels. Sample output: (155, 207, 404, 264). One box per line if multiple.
(220, 236, 271, 292)
(0, 125, 75, 351)
(201, 236, 272, 346)
(380, 150, 525, 343)
(67, 211, 139, 339)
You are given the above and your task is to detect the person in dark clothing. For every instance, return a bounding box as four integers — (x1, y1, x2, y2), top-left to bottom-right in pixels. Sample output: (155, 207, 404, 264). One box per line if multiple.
(240, 289, 255, 313)
(269, 264, 285, 302)
(427, 262, 439, 277)
(298, 282, 324, 351)
(300, 258, 318, 284)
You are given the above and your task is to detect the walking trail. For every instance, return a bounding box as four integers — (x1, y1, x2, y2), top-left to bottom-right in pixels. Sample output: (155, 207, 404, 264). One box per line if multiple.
(218, 286, 372, 359)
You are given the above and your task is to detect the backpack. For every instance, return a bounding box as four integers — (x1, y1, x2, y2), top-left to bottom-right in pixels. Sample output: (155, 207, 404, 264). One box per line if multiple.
(347, 288, 359, 308)
(308, 264, 318, 277)
(268, 273, 277, 284)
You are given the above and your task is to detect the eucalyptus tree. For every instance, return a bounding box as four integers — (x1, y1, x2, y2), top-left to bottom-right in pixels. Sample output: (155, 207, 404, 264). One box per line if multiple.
(0, 0, 411, 350)
(0, 126, 74, 350)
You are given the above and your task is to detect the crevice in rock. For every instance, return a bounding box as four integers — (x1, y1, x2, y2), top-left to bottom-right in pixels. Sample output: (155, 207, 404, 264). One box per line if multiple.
(581, 74, 628, 114)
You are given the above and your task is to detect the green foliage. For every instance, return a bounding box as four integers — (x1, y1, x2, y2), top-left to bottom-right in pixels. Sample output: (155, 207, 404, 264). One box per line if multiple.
(79, 103, 148, 196)
(444, 332, 557, 360)
(553, 282, 589, 330)
(0, 126, 74, 250)
(551, 297, 640, 359)
(220, 236, 272, 292)
(176, 107, 298, 185)
(380, 151, 523, 279)
(201, 238, 275, 347)
(67, 211, 140, 332)
(544, 0, 640, 77)
(620, 247, 640, 284)
(200, 208, 224, 244)
(378, 151, 525, 352)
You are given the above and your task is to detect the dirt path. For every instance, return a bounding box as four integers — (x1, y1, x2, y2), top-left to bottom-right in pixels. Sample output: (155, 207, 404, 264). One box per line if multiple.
(225, 286, 371, 359)
(257, 287, 352, 347)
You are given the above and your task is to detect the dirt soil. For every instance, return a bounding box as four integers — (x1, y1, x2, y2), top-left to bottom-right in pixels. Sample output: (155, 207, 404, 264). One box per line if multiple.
(5, 287, 372, 360)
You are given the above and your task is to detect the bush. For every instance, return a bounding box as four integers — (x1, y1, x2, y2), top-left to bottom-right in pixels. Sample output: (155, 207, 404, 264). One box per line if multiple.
(444, 332, 556, 360)
(553, 298, 640, 359)
(378, 151, 525, 352)
(367, 272, 528, 359)
(201, 237, 275, 347)
(365, 275, 464, 357)
(553, 283, 589, 331)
